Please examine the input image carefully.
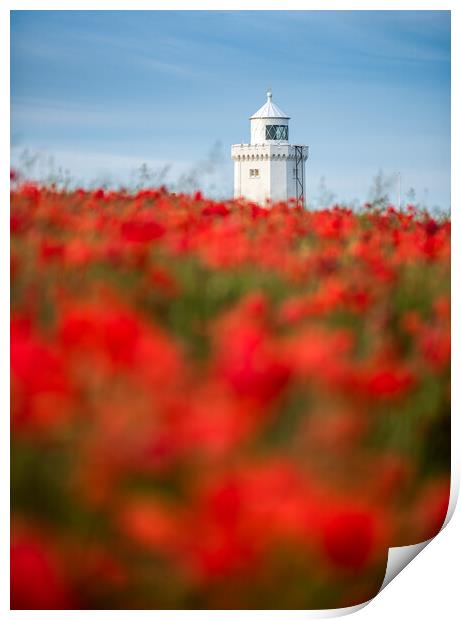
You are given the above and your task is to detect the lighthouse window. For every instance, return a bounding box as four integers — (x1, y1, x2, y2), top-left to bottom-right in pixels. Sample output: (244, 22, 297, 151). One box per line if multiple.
(265, 125, 288, 140)
(249, 169, 260, 178)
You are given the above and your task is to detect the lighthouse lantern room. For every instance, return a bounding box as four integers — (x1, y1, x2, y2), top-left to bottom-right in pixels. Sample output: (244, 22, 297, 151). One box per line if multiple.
(231, 90, 308, 206)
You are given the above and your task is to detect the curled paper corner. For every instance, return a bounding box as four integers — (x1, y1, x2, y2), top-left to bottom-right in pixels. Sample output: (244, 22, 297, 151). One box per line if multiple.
(378, 474, 458, 595)
(379, 539, 432, 592)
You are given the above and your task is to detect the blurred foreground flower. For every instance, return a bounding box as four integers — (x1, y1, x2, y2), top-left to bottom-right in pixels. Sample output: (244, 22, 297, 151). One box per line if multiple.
(11, 186, 450, 609)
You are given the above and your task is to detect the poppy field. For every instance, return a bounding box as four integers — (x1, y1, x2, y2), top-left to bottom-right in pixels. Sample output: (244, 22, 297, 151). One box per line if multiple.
(11, 185, 451, 609)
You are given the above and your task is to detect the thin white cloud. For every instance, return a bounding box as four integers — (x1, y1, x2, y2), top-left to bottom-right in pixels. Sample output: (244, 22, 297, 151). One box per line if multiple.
(11, 99, 145, 129)
(12, 27, 204, 80)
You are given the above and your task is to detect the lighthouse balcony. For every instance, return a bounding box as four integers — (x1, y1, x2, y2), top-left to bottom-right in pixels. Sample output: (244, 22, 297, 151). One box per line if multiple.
(231, 143, 308, 162)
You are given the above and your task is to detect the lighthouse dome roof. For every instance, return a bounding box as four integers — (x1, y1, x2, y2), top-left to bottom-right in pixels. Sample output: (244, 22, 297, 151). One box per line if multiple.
(250, 89, 290, 120)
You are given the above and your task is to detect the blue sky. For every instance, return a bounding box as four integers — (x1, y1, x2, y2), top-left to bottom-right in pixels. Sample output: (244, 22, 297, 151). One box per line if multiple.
(11, 10, 450, 208)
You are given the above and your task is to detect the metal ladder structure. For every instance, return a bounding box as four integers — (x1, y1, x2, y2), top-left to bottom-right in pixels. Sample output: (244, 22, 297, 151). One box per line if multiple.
(294, 145, 307, 208)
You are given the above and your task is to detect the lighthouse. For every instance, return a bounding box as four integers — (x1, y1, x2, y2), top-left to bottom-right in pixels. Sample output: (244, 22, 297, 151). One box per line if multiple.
(231, 90, 308, 206)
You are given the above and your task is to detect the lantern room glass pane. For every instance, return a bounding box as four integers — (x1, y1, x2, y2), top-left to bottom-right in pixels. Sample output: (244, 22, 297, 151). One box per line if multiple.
(265, 125, 288, 140)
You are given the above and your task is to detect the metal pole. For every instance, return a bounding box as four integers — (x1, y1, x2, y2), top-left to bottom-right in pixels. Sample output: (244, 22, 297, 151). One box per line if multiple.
(303, 148, 306, 208)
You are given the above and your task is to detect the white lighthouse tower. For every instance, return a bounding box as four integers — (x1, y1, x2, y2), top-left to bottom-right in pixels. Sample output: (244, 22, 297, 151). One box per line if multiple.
(231, 90, 308, 206)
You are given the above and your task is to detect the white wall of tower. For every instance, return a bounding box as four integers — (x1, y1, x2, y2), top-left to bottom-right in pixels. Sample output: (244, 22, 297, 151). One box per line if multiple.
(233, 156, 271, 204)
(231, 144, 307, 205)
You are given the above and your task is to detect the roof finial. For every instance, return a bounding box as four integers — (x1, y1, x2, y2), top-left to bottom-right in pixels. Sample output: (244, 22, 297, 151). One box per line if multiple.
(267, 88, 272, 101)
